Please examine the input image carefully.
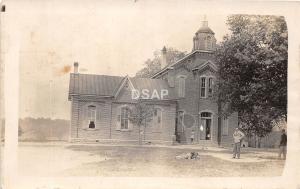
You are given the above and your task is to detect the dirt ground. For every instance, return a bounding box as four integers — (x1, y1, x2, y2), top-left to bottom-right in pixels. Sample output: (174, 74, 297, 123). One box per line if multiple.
(17, 142, 285, 177)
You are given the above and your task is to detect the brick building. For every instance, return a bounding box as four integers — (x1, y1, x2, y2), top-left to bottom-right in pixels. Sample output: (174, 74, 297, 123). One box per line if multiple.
(68, 20, 238, 146)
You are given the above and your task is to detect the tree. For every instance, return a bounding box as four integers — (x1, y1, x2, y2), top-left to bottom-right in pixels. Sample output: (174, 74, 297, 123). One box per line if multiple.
(135, 47, 186, 78)
(215, 15, 287, 139)
(128, 100, 155, 144)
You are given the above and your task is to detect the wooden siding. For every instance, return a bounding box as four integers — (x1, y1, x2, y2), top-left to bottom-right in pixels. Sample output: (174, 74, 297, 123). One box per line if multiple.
(70, 88, 177, 143)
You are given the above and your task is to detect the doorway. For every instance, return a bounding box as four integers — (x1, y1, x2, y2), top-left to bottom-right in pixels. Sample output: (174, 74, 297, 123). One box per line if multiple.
(199, 112, 212, 140)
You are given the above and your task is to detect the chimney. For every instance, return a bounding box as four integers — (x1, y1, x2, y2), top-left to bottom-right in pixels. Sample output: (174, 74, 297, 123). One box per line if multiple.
(74, 62, 79, 73)
(161, 46, 167, 69)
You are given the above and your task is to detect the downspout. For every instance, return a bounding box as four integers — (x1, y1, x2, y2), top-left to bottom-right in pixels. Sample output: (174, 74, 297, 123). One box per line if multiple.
(217, 98, 222, 146)
(109, 100, 113, 139)
(76, 98, 79, 138)
(197, 71, 201, 143)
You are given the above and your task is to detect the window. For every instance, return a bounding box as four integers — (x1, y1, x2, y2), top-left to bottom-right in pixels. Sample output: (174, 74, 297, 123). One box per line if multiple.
(206, 36, 212, 50)
(121, 107, 130, 130)
(178, 76, 185, 98)
(200, 77, 214, 98)
(222, 117, 229, 136)
(208, 78, 213, 97)
(200, 112, 212, 140)
(200, 77, 206, 97)
(87, 105, 96, 129)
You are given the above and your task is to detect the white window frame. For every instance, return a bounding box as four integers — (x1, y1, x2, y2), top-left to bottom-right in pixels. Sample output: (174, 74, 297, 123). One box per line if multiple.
(200, 76, 215, 98)
(87, 105, 96, 129)
(121, 106, 130, 130)
(200, 77, 206, 98)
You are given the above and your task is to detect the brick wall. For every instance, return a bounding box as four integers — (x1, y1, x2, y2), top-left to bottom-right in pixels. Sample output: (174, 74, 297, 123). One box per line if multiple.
(154, 51, 238, 146)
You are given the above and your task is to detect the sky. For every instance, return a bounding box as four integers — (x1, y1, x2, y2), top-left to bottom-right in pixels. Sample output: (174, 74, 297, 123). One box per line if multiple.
(3, 0, 230, 120)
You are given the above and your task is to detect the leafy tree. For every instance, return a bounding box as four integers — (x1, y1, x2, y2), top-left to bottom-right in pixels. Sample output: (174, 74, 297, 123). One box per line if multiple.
(128, 100, 154, 144)
(215, 15, 287, 139)
(135, 47, 186, 78)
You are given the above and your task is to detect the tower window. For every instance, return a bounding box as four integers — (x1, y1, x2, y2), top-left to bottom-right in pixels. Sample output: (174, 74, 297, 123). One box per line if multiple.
(206, 36, 212, 50)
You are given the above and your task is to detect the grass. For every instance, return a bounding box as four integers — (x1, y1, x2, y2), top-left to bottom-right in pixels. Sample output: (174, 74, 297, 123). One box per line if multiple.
(62, 145, 285, 177)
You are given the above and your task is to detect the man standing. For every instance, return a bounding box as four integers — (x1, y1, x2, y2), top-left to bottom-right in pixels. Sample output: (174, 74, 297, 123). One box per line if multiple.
(278, 129, 287, 160)
(233, 127, 245, 159)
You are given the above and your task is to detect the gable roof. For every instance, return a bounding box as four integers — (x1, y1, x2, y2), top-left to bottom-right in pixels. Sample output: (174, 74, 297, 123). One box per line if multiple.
(130, 77, 177, 99)
(192, 60, 218, 72)
(113, 75, 136, 98)
(151, 50, 215, 78)
(68, 73, 178, 100)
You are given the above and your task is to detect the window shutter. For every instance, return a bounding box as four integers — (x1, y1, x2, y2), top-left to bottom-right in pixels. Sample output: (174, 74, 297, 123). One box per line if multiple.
(96, 106, 101, 121)
(116, 106, 121, 130)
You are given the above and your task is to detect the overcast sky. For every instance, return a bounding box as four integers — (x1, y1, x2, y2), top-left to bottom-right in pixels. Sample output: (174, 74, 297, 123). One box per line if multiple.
(4, 0, 230, 119)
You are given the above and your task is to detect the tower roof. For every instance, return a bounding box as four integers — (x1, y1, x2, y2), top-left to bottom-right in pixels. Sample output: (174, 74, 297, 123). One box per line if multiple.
(196, 26, 215, 34)
(196, 18, 215, 34)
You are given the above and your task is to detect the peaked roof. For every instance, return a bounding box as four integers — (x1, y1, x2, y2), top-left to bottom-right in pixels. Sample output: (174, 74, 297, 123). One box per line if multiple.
(68, 73, 178, 100)
(151, 50, 215, 78)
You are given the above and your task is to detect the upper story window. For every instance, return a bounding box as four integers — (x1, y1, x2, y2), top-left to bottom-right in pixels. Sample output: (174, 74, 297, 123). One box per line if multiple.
(178, 76, 186, 98)
(87, 105, 96, 129)
(208, 78, 213, 97)
(200, 77, 206, 97)
(200, 76, 214, 98)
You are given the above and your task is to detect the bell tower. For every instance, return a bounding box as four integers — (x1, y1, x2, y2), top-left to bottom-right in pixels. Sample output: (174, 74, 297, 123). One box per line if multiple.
(193, 17, 216, 51)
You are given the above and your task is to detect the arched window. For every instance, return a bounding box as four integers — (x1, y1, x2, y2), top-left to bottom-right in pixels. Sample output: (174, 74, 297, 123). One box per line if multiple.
(206, 36, 213, 50)
(200, 112, 212, 140)
(87, 105, 96, 129)
(178, 76, 186, 98)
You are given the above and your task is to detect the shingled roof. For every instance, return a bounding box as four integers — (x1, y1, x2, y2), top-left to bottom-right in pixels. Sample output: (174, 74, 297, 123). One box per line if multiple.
(68, 73, 177, 100)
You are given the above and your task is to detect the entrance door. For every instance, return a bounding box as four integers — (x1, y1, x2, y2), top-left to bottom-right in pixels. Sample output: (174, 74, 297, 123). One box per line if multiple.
(205, 119, 211, 140)
(199, 112, 212, 140)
